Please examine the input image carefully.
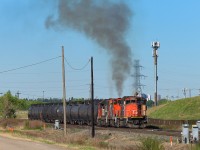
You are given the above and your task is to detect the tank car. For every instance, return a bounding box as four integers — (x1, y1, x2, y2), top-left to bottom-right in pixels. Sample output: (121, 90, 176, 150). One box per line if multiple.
(28, 96, 147, 128)
(28, 100, 99, 125)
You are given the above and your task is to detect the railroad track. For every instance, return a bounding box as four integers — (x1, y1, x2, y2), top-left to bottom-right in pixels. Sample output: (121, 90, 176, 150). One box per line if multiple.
(47, 123, 181, 137)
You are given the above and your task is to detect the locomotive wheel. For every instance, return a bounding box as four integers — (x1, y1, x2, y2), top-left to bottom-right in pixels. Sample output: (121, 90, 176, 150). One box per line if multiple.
(122, 119, 127, 128)
(115, 119, 120, 128)
(105, 122, 108, 127)
(110, 120, 115, 127)
(138, 121, 145, 129)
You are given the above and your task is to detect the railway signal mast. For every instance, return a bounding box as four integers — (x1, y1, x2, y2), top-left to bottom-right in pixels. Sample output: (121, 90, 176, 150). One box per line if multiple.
(152, 41, 160, 106)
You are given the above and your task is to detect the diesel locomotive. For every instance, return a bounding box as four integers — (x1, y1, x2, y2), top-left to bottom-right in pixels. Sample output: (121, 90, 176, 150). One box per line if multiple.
(28, 95, 147, 127)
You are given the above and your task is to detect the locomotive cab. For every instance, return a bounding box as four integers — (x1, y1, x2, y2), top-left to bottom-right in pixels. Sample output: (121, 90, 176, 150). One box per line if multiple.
(122, 96, 147, 126)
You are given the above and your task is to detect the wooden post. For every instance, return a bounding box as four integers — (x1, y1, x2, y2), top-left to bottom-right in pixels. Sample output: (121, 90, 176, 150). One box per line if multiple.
(62, 46, 67, 137)
(91, 57, 95, 138)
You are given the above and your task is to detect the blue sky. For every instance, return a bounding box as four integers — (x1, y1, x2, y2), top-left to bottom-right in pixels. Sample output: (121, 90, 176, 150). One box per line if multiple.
(0, 0, 200, 100)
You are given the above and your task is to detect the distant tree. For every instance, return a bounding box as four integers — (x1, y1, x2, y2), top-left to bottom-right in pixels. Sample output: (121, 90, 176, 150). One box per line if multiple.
(0, 91, 17, 118)
(0, 91, 44, 118)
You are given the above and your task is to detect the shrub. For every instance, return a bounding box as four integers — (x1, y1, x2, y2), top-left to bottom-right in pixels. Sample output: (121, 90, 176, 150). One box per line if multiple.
(24, 120, 43, 130)
(192, 143, 200, 150)
(137, 137, 164, 150)
(98, 141, 109, 148)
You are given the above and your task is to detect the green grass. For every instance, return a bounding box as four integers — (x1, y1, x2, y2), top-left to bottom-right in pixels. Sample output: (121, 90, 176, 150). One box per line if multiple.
(192, 143, 200, 150)
(148, 96, 200, 120)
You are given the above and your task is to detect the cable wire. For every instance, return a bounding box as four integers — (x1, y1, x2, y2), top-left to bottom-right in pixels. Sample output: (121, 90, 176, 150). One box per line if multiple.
(64, 57, 90, 70)
(0, 56, 61, 74)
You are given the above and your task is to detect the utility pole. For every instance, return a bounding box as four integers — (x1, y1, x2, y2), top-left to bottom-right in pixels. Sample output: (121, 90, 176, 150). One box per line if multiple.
(189, 89, 191, 98)
(91, 57, 95, 138)
(62, 46, 67, 137)
(152, 41, 160, 106)
(16, 91, 21, 99)
(183, 88, 187, 98)
(43, 91, 45, 101)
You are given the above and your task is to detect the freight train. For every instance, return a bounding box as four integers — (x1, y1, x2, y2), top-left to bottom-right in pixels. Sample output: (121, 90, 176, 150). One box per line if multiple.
(28, 95, 147, 127)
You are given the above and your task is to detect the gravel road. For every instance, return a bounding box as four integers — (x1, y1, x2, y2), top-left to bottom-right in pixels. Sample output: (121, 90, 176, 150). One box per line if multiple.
(0, 135, 70, 150)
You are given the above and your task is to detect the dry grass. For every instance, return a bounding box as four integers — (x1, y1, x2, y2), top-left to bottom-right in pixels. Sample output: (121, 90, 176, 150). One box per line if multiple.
(0, 119, 191, 150)
(0, 118, 26, 129)
(24, 120, 43, 129)
(15, 111, 28, 119)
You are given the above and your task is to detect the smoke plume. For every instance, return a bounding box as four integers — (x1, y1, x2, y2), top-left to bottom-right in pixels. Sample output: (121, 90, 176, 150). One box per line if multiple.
(46, 0, 133, 97)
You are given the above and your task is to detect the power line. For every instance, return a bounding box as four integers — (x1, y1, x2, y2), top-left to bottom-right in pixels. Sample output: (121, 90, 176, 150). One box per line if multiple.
(0, 56, 61, 74)
(64, 57, 90, 70)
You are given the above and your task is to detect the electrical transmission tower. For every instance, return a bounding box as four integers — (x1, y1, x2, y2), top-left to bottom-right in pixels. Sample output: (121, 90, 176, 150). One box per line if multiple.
(132, 60, 146, 95)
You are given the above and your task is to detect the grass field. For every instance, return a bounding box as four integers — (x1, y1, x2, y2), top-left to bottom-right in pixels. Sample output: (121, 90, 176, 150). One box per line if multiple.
(0, 119, 189, 150)
(147, 96, 200, 120)
(16, 111, 28, 119)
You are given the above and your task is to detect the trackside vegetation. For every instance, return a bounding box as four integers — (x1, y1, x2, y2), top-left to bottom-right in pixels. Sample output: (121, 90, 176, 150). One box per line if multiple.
(0, 91, 89, 119)
(137, 137, 164, 150)
(0, 91, 41, 118)
(147, 96, 200, 120)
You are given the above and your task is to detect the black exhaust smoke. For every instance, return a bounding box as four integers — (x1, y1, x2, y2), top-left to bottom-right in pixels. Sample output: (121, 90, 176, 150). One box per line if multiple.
(45, 0, 133, 97)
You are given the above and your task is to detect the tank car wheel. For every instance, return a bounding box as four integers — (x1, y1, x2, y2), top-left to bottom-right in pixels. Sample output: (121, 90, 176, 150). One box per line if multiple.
(97, 120, 102, 126)
(79, 121, 83, 125)
(87, 121, 90, 125)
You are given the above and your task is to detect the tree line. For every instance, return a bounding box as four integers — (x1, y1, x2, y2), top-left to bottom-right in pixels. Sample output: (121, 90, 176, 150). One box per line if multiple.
(0, 91, 87, 118)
